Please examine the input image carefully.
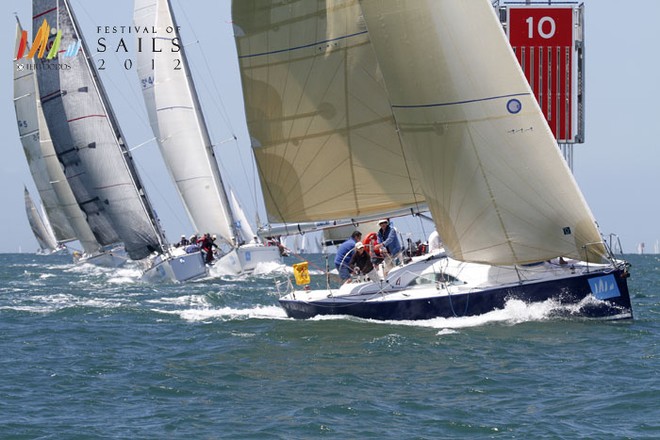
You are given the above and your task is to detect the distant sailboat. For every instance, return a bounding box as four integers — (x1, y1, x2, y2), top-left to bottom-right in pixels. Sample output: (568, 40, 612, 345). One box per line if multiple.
(233, 0, 632, 320)
(32, 0, 206, 281)
(133, 0, 281, 274)
(23, 186, 60, 254)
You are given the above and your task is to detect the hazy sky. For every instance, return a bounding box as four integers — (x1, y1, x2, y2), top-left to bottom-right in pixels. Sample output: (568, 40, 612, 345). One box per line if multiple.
(2, 0, 658, 254)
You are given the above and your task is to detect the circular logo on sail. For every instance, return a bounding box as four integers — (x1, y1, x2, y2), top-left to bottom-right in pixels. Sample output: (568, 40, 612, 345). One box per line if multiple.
(506, 98, 522, 114)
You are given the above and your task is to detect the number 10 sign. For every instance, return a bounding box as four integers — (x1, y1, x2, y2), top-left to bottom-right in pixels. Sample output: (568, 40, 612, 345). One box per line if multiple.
(506, 5, 582, 143)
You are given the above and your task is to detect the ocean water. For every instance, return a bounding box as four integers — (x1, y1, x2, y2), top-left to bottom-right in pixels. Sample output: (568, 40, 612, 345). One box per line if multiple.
(0, 252, 657, 439)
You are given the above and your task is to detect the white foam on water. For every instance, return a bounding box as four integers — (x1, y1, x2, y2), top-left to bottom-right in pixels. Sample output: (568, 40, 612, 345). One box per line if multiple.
(251, 261, 288, 275)
(1, 293, 124, 314)
(65, 262, 113, 277)
(151, 304, 288, 322)
(107, 267, 142, 284)
(207, 260, 290, 278)
(389, 298, 573, 332)
(207, 261, 238, 277)
(146, 294, 212, 307)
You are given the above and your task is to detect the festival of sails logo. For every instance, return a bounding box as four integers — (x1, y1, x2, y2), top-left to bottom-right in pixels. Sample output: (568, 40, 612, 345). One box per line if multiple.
(15, 19, 80, 70)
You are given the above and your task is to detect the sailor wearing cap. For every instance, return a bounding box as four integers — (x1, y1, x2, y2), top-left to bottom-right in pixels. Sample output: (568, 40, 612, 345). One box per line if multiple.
(349, 241, 381, 283)
(375, 219, 402, 274)
(177, 234, 190, 248)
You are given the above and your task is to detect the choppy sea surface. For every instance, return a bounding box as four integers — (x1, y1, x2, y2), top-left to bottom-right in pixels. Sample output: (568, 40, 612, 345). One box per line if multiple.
(0, 252, 658, 439)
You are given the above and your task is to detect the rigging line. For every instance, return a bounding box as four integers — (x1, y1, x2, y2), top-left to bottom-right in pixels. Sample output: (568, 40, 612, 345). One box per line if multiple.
(211, 136, 260, 229)
(128, 137, 157, 152)
(133, 155, 189, 239)
(387, 96, 428, 235)
(212, 133, 260, 221)
(173, 0, 235, 134)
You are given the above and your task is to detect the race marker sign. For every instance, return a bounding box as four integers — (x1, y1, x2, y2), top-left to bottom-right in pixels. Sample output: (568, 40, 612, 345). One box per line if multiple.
(507, 6, 581, 143)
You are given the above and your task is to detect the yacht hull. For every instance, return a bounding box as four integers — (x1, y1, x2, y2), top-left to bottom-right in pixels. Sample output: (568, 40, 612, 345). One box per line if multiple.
(216, 245, 282, 274)
(141, 251, 208, 283)
(279, 260, 633, 321)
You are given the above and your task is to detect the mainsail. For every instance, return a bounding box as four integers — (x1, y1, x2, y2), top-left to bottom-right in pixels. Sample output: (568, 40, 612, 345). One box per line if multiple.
(34, 0, 165, 260)
(14, 18, 104, 256)
(13, 21, 75, 245)
(357, 0, 606, 265)
(134, 0, 239, 246)
(232, 0, 425, 224)
(23, 186, 58, 252)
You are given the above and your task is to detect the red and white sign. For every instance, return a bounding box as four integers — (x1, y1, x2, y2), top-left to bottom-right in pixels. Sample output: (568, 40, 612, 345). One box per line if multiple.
(508, 6, 577, 143)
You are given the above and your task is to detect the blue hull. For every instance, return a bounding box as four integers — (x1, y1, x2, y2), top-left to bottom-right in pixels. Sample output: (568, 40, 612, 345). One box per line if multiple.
(279, 268, 633, 321)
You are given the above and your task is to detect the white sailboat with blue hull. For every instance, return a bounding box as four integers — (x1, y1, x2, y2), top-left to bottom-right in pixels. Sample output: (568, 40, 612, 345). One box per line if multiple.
(232, 0, 632, 320)
(134, 0, 281, 275)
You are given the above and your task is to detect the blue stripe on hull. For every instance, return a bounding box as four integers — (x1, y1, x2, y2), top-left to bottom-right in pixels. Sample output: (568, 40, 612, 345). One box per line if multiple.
(279, 269, 633, 321)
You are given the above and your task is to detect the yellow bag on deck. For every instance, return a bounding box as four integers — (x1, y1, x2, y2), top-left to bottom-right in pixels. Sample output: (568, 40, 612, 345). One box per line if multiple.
(292, 262, 310, 285)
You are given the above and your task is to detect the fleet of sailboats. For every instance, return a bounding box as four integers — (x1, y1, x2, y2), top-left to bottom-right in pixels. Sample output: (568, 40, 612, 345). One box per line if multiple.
(10, 0, 635, 320)
(31, 0, 208, 281)
(14, 17, 125, 265)
(133, 0, 281, 275)
(232, 0, 633, 320)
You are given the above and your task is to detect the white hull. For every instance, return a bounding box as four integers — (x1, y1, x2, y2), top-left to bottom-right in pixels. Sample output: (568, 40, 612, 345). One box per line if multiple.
(141, 250, 208, 283)
(215, 245, 282, 275)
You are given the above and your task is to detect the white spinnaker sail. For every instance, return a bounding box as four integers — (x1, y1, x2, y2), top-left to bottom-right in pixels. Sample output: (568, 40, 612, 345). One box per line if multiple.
(13, 22, 75, 244)
(34, 0, 164, 261)
(14, 20, 103, 256)
(232, 0, 425, 224)
(24, 186, 58, 252)
(134, 0, 236, 245)
(358, 0, 605, 265)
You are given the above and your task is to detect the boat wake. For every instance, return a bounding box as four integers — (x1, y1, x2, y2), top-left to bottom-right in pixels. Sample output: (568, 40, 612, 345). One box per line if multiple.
(300, 296, 619, 332)
(0, 292, 126, 314)
(207, 260, 288, 278)
(149, 301, 288, 322)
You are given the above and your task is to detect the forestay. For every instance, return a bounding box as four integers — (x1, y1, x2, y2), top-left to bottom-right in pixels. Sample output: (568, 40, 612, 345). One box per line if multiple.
(232, 0, 425, 224)
(359, 0, 606, 265)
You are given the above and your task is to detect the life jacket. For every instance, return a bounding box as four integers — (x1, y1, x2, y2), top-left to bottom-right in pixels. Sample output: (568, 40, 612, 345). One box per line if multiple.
(362, 232, 381, 257)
